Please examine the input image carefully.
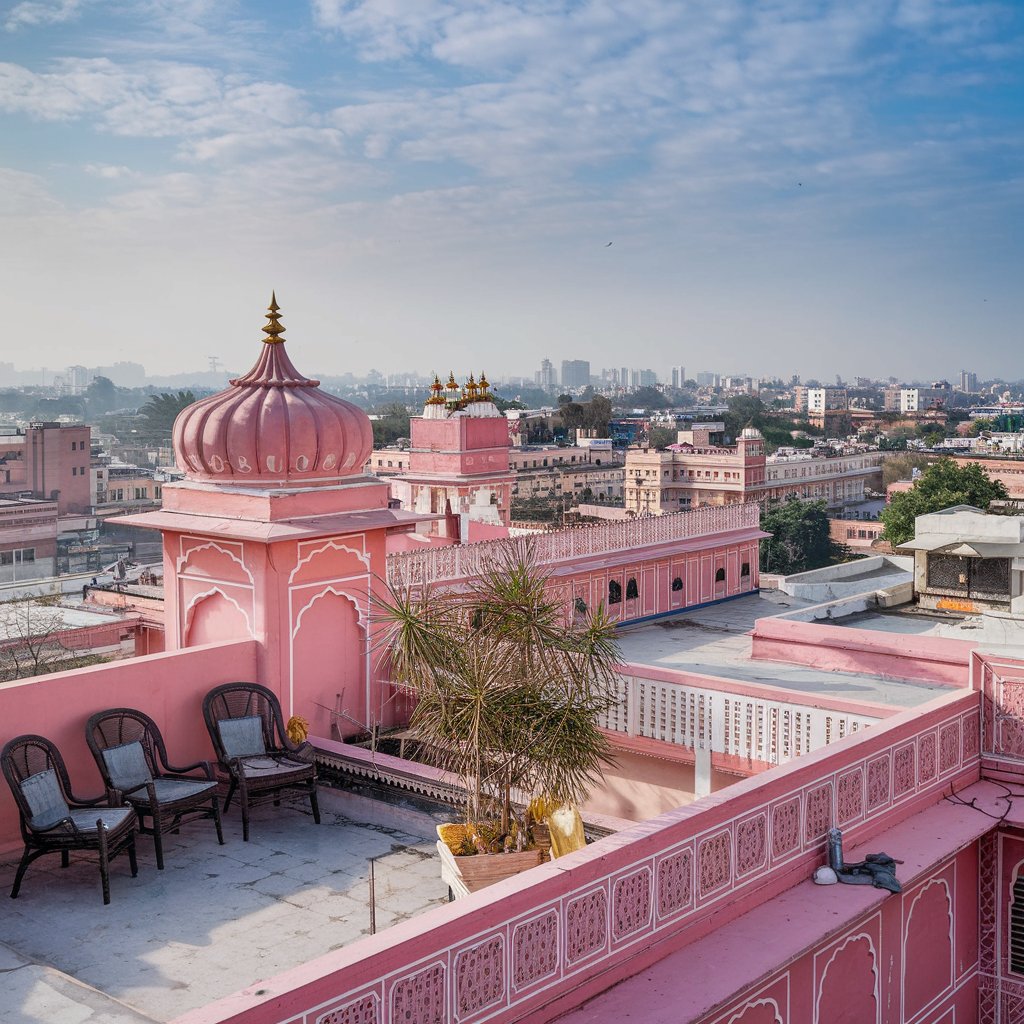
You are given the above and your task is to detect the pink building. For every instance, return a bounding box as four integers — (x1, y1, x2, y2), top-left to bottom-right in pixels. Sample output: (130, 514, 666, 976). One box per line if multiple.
(387, 374, 514, 539)
(0, 421, 92, 514)
(4, 299, 1024, 1024)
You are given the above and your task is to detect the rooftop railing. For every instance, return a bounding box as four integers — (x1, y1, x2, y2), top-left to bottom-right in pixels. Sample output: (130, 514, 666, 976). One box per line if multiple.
(386, 502, 761, 587)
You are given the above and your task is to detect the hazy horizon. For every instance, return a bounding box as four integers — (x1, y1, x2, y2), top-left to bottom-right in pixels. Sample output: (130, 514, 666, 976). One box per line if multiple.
(2, 1, 1022, 381)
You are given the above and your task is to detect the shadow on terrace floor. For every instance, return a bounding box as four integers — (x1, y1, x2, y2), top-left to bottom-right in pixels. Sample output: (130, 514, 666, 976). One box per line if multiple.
(0, 790, 449, 1023)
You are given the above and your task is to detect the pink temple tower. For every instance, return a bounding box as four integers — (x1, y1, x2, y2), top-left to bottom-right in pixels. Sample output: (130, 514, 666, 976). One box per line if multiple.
(389, 372, 514, 541)
(117, 296, 432, 736)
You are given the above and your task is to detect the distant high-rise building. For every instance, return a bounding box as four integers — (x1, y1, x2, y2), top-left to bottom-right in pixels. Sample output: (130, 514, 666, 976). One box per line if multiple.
(638, 369, 658, 387)
(670, 366, 686, 388)
(561, 360, 590, 390)
(536, 359, 557, 391)
(620, 366, 629, 387)
(696, 371, 720, 388)
(959, 369, 978, 393)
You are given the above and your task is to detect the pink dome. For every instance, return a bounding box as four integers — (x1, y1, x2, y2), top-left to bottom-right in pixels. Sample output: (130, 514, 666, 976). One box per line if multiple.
(173, 295, 373, 487)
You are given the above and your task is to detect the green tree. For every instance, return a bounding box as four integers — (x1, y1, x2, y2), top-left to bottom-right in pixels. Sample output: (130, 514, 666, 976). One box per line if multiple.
(371, 402, 411, 447)
(376, 541, 619, 834)
(646, 425, 677, 449)
(881, 453, 932, 488)
(760, 499, 848, 575)
(879, 458, 1009, 546)
(139, 391, 197, 441)
(583, 395, 612, 436)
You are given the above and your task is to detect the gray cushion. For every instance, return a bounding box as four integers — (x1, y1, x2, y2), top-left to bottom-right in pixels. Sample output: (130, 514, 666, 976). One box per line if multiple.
(128, 777, 217, 808)
(21, 769, 70, 827)
(67, 807, 135, 832)
(101, 741, 152, 791)
(218, 716, 267, 758)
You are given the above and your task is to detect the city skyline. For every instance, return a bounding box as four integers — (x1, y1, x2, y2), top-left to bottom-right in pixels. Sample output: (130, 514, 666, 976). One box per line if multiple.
(1, 1, 1022, 379)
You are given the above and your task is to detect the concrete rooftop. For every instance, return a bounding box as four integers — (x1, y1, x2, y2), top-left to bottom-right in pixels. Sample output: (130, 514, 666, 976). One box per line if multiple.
(0, 791, 448, 1024)
(616, 592, 951, 708)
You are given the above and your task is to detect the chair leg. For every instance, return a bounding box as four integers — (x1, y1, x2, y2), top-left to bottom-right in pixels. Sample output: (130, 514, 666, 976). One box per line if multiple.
(212, 796, 224, 846)
(61, 850, 70, 869)
(223, 779, 237, 814)
(98, 824, 111, 906)
(127, 838, 138, 878)
(10, 847, 33, 899)
(240, 791, 250, 842)
(152, 828, 165, 871)
(310, 785, 321, 825)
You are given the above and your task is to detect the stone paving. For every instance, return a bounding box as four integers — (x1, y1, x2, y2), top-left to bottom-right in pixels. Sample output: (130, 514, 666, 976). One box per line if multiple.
(0, 791, 449, 1024)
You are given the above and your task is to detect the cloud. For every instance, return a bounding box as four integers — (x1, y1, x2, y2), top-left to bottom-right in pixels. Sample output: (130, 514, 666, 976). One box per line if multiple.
(4, 0, 85, 32)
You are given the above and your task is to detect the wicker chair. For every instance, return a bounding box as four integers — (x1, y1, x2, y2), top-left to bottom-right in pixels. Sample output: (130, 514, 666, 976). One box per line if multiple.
(1, 734, 139, 905)
(86, 708, 224, 870)
(202, 682, 320, 841)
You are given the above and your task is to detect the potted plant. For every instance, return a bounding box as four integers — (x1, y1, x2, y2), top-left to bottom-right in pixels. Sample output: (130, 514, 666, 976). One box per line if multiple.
(375, 539, 620, 893)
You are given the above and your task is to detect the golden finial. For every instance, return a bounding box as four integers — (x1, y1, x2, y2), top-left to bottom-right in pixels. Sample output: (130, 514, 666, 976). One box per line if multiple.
(262, 291, 286, 344)
(465, 373, 479, 400)
(426, 374, 446, 405)
(479, 371, 492, 401)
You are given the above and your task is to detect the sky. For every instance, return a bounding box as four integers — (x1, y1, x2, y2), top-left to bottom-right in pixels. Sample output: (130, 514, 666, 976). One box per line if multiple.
(1, 0, 1022, 383)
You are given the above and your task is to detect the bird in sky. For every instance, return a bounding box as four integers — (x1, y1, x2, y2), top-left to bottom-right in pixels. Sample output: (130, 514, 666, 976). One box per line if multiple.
(605, 241, 613, 247)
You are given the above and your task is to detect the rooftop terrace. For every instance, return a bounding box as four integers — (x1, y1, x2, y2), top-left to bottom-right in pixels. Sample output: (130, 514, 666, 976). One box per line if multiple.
(0, 792, 447, 1024)
(616, 592, 952, 708)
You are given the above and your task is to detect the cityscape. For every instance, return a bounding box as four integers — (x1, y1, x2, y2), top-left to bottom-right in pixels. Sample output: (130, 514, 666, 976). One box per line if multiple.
(2, 3, 1024, 1024)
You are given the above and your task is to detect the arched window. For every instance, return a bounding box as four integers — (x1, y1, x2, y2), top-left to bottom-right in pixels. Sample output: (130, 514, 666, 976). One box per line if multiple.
(608, 580, 622, 605)
(671, 577, 683, 592)
(715, 567, 726, 583)
(1012, 870, 1024, 974)
(626, 577, 639, 600)
(741, 562, 750, 577)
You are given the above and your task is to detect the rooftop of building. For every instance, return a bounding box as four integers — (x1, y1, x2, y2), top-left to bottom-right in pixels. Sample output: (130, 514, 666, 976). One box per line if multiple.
(0, 791, 448, 1024)
(616, 591, 953, 708)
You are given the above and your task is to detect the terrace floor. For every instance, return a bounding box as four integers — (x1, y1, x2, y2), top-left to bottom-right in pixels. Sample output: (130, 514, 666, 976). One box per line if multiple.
(0, 791, 448, 1024)
(616, 592, 950, 708)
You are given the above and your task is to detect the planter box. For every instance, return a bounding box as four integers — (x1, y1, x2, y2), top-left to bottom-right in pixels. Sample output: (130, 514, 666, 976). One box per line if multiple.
(436, 829, 542, 898)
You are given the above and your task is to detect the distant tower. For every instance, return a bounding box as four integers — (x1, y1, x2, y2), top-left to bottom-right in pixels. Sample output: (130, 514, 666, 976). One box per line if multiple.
(389, 372, 514, 540)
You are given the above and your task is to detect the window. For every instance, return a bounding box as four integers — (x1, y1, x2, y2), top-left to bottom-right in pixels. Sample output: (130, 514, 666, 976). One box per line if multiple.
(574, 597, 588, 615)
(1012, 872, 1024, 974)
(671, 577, 683, 592)
(72, 467, 77, 476)
(625, 577, 638, 600)
(608, 580, 622, 604)
(70, 441, 76, 451)
(715, 567, 726, 583)
(741, 562, 750, 577)
(134, 487, 147, 500)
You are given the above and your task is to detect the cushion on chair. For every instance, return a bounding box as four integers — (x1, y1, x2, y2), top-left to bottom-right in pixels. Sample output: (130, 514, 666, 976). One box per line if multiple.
(20, 769, 70, 827)
(101, 741, 153, 791)
(129, 777, 217, 807)
(218, 716, 267, 759)
(67, 807, 135, 832)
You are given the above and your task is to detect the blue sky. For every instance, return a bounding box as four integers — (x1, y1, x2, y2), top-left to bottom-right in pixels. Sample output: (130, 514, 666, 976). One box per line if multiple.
(1, 0, 1022, 382)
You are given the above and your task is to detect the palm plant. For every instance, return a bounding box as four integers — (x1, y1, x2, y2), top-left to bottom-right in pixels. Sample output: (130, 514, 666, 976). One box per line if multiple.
(376, 539, 619, 845)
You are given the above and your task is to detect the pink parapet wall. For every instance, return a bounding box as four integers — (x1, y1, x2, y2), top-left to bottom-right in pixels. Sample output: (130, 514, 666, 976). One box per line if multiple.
(751, 613, 975, 686)
(0, 639, 261, 859)
(173, 688, 981, 1024)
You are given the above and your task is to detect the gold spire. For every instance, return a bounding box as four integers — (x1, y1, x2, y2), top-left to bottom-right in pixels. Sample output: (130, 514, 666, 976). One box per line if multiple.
(464, 373, 479, 401)
(262, 291, 286, 344)
(446, 371, 461, 404)
(478, 371, 493, 401)
(426, 374, 446, 405)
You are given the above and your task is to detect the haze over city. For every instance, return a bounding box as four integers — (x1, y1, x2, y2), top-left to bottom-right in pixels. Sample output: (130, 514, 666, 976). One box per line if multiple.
(2, 0, 1022, 380)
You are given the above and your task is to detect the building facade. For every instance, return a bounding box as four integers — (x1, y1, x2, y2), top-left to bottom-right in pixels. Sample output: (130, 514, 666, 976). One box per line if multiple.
(0, 422, 92, 515)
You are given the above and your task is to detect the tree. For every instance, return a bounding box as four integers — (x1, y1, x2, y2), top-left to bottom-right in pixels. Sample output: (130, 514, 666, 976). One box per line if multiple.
(376, 541, 619, 838)
(372, 402, 411, 447)
(881, 452, 932, 488)
(0, 600, 83, 681)
(583, 396, 612, 436)
(879, 458, 1009, 546)
(646, 426, 677, 449)
(759, 499, 849, 575)
(139, 391, 197, 441)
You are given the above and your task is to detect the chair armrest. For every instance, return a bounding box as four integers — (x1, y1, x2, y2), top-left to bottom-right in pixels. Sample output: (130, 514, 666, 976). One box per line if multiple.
(67, 790, 115, 808)
(269, 741, 315, 764)
(28, 814, 79, 836)
(162, 758, 215, 780)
